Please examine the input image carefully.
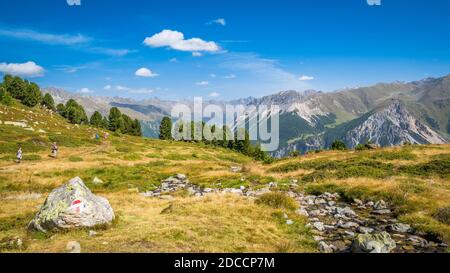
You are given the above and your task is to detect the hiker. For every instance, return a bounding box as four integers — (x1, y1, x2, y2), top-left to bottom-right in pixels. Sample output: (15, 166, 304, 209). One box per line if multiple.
(16, 145, 23, 163)
(51, 142, 58, 158)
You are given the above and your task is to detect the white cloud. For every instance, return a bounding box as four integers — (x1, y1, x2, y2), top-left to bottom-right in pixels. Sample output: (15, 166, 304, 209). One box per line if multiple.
(0, 28, 133, 57)
(207, 18, 226, 26)
(299, 75, 314, 81)
(143, 30, 220, 53)
(209, 73, 217, 78)
(77, 87, 94, 94)
(115, 85, 154, 94)
(224, 74, 236, 79)
(192, 52, 203, 57)
(135, 67, 159, 78)
(0, 28, 89, 45)
(104, 85, 112, 90)
(169, 58, 177, 62)
(196, 81, 209, 86)
(0, 61, 45, 77)
(209, 92, 220, 97)
(89, 47, 134, 57)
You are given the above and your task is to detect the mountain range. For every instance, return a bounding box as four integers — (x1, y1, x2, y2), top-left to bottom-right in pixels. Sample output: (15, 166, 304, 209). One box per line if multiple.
(43, 74, 450, 156)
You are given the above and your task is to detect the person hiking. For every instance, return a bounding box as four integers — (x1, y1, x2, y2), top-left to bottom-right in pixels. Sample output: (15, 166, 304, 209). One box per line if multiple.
(51, 142, 58, 158)
(16, 145, 23, 163)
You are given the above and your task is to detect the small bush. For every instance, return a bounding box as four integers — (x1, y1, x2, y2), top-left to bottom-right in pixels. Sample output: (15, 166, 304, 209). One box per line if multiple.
(433, 207, 450, 225)
(255, 192, 298, 211)
(331, 140, 347, 151)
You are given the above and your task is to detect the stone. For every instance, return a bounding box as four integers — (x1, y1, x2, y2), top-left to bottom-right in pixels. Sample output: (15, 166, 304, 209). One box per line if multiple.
(373, 209, 391, 215)
(286, 219, 294, 225)
(230, 166, 242, 173)
(66, 241, 81, 253)
(313, 222, 325, 232)
(92, 177, 104, 185)
(357, 226, 374, 234)
(327, 201, 336, 206)
(319, 241, 334, 253)
(314, 198, 327, 205)
(338, 221, 359, 229)
(388, 223, 412, 233)
(374, 200, 388, 210)
(353, 198, 363, 206)
(351, 232, 396, 253)
(175, 174, 187, 180)
(407, 236, 429, 247)
(344, 231, 355, 237)
(28, 177, 115, 232)
(88, 230, 98, 237)
(309, 209, 323, 217)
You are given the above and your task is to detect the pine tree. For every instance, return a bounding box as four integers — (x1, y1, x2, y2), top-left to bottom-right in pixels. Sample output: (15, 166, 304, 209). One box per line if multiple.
(90, 111, 104, 127)
(108, 107, 125, 132)
(22, 82, 42, 107)
(65, 99, 88, 124)
(41, 93, 55, 111)
(3, 75, 26, 101)
(159, 117, 173, 140)
(132, 119, 142, 136)
(101, 117, 109, 129)
(56, 103, 66, 117)
(122, 114, 134, 134)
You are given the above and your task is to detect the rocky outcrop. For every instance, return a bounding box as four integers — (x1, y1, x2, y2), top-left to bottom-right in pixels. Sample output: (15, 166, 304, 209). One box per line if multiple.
(28, 177, 115, 232)
(351, 232, 396, 253)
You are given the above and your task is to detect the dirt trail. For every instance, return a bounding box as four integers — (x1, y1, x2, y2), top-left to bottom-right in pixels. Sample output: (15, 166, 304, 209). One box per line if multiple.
(0, 141, 111, 173)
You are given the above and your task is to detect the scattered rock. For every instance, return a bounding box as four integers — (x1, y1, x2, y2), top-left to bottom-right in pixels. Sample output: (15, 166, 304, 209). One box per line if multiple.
(88, 230, 98, 237)
(312, 222, 325, 232)
(296, 208, 309, 217)
(319, 241, 334, 253)
(28, 177, 115, 232)
(373, 209, 391, 215)
(92, 177, 104, 185)
(66, 241, 81, 253)
(357, 226, 374, 234)
(230, 166, 242, 173)
(374, 200, 388, 210)
(351, 232, 396, 253)
(388, 223, 412, 233)
(286, 219, 294, 225)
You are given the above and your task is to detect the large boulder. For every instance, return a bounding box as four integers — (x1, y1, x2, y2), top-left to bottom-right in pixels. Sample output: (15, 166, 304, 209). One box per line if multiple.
(28, 177, 115, 232)
(351, 232, 396, 253)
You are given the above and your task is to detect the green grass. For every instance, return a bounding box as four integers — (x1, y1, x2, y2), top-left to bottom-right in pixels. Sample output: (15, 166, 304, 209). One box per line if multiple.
(255, 192, 298, 211)
(68, 156, 83, 162)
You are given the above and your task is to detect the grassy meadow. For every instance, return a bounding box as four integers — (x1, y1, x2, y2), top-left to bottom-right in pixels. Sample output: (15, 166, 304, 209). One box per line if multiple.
(0, 103, 449, 252)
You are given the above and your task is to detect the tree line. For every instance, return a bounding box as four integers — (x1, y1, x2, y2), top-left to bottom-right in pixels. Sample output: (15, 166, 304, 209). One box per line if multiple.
(0, 75, 142, 136)
(159, 116, 272, 162)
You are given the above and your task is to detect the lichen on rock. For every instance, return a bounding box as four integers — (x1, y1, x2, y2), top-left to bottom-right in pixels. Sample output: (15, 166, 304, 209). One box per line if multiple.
(28, 177, 115, 232)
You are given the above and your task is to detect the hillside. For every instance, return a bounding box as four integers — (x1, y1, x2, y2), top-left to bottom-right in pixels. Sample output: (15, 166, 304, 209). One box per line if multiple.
(1, 102, 449, 253)
(43, 74, 450, 157)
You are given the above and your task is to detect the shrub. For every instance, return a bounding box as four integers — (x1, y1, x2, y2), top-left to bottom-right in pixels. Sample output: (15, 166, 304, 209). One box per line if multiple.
(0, 86, 13, 106)
(255, 192, 298, 211)
(433, 207, 450, 225)
(331, 140, 347, 151)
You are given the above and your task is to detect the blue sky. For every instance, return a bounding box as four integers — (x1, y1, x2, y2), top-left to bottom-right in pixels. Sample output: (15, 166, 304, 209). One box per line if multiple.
(0, 0, 449, 100)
